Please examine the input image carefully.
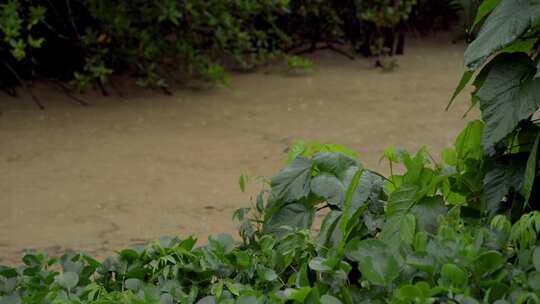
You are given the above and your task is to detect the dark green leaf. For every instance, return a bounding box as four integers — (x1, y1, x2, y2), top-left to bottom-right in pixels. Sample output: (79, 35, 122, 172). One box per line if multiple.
(476, 53, 540, 151)
(440, 263, 468, 288)
(447, 70, 473, 110)
(263, 201, 315, 237)
(522, 132, 540, 205)
(271, 157, 313, 202)
(474, 251, 505, 275)
(410, 196, 447, 233)
(533, 246, 540, 271)
(344, 238, 400, 286)
(464, 0, 534, 69)
(310, 173, 345, 206)
(471, 0, 501, 30)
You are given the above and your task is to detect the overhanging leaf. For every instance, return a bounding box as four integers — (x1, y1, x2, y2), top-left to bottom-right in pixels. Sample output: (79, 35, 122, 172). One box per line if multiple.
(476, 53, 540, 152)
(464, 0, 534, 69)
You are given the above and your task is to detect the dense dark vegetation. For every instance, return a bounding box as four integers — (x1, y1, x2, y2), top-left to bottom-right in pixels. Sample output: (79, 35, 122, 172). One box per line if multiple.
(0, 0, 465, 106)
(3, 0, 540, 303)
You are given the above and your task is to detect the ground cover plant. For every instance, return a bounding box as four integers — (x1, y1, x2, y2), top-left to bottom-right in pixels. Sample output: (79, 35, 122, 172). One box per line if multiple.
(3, 0, 540, 303)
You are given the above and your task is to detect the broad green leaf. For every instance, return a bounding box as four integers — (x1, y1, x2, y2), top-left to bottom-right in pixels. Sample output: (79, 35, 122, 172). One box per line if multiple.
(309, 257, 333, 273)
(476, 53, 540, 152)
(310, 173, 345, 206)
(314, 152, 358, 177)
(464, 0, 534, 69)
(380, 184, 419, 247)
(320, 295, 342, 304)
(440, 263, 468, 288)
(124, 278, 142, 291)
(261, 268, 278, 281)
(410, 196, 447, 233)
(533, 246, 540, 271)
(483, 159, 526, 216)
(271, 157, 313, 202)
(441, 148, 457, 166)
(399, 214, 416, 245)
(55, 271, 79, 289)
(471, 0, 501, 30)
(447, 70, 473, 110)
(522, 132, 540, 205)
(385, 184, 419, 216)
(344, 238, 400, 286)
(474, 251, 505, 275)
(263, 201, 315, 237)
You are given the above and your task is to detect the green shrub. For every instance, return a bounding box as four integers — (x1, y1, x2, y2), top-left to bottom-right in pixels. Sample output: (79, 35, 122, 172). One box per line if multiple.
(0, 0, 460, 96)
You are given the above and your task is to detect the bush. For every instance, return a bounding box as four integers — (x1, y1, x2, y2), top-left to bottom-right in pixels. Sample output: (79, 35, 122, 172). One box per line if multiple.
(0, 0, 460, 97)
(3, 0, 539, 303)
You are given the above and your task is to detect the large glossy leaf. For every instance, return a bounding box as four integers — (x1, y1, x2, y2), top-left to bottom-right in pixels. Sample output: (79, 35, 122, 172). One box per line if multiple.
(344, 238, 400, 286)
(271, 157, 313, 202)
(476, 53, 540, 152)
(464, 0, 534, 69)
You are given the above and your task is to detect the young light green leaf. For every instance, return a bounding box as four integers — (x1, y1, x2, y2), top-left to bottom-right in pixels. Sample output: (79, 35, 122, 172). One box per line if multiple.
(239, 173, 247, 192)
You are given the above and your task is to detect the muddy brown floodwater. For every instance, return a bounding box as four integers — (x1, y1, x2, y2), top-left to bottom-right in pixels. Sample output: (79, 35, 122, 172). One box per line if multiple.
(0, 35, 475, 264)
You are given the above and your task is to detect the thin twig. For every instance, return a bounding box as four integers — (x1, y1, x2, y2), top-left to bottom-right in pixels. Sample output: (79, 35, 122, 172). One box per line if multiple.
(2, 59, 44, 109)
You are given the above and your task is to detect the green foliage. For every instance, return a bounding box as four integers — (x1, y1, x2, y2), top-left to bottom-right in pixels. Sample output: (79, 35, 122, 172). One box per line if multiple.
(4, 1, 540, 303)
(285, 56, 313, 73)
(0, 0, 462, 93)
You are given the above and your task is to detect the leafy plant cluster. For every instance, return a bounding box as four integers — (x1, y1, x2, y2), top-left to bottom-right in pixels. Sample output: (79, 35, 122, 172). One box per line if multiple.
(3, 0, 540, 303)
(0, 0, 465, 99)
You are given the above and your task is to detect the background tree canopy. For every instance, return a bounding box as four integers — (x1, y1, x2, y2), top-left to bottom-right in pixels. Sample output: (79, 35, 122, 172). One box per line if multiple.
(0, 0, 465, 101)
